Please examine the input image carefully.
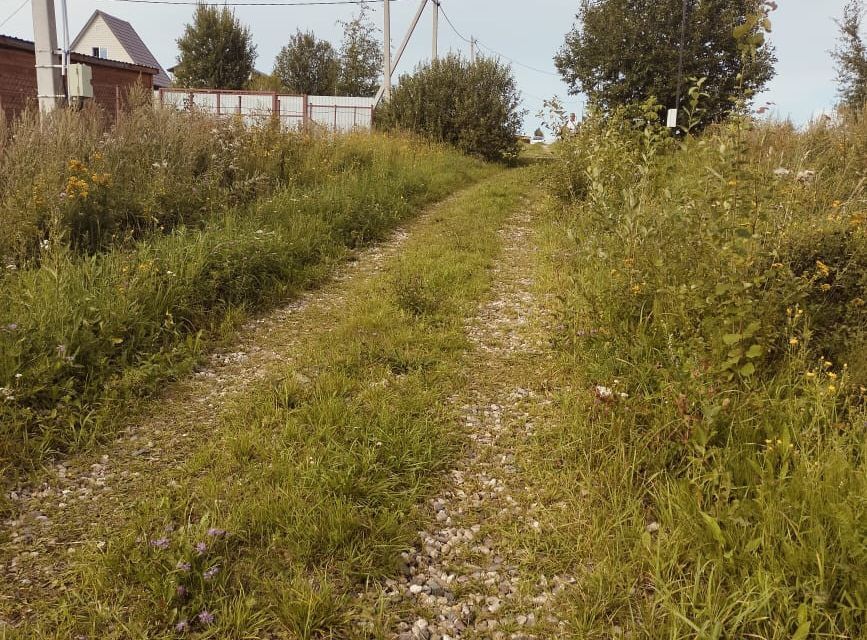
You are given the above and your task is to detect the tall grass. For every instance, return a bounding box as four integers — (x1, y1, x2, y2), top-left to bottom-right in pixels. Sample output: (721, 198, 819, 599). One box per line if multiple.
(536, 110, 866, 636)
(0, 103, 491, 482)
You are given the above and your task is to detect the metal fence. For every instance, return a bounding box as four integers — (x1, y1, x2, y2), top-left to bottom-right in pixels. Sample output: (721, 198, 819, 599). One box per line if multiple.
(157, 89, 375, 132)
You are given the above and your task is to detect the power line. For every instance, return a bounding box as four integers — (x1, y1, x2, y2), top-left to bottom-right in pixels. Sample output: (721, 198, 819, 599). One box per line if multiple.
(0, 0, 29, 29)
(439, 4, 560, 78)
(96, 0, 397, 5)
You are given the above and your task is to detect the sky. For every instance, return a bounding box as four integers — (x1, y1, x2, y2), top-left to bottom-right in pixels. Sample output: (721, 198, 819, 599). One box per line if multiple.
(0, 0, 851, 132)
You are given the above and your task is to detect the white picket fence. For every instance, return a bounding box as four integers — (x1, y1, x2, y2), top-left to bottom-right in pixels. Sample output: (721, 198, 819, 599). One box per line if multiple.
(157, 89, 375, 132)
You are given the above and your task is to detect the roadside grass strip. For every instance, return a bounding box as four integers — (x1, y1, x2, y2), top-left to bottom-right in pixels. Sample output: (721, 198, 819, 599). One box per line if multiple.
(0, 134, 491, 482)
(5, 169, 535, 638)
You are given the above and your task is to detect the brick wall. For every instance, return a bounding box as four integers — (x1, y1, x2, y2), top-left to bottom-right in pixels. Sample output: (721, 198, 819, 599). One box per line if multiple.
(0, 45, 37, 116)
(0, 43, 155, 121)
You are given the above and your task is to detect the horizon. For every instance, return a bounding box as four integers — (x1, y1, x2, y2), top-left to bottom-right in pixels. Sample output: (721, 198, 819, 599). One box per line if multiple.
(0, 0, 852, 132)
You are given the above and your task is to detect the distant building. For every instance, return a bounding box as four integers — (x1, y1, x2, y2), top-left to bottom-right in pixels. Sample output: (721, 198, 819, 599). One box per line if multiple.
(0, 34, 157, 121)
(71, 10, 171, 88)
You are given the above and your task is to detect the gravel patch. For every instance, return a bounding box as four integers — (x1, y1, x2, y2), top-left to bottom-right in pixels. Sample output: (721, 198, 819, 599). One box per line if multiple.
(375, 210, 577, 639)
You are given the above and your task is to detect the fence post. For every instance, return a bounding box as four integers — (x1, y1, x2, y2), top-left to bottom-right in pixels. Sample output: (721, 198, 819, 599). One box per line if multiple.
(237, 94, 242, 115)
(333, 104, 337, 130)
(216, 92, 221, 116)
(302, 94, 309, 130)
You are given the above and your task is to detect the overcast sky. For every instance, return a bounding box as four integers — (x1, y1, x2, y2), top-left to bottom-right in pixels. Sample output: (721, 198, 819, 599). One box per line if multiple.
(0, 0, 851, 132)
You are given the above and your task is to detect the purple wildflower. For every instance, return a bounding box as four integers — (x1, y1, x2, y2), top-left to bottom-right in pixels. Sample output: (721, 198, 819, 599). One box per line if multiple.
(3, 323, 17, 332)
(150, 537, 170, 550)
(176, 585, 188, 599)
(198, 610, 215, 626)
(176, 560, 191, 572)
(174, 620, 189, 633)
(203, 565, 220, 581)
(194, 541, 207, 556)
(206, 527, 226, 538)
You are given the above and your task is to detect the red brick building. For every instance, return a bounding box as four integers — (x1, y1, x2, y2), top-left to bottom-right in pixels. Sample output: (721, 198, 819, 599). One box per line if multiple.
(0, 34, 157, 121)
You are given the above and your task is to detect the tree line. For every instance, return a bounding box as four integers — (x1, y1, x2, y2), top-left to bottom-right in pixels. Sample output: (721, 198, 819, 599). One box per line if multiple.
(172, 3, 382, 96)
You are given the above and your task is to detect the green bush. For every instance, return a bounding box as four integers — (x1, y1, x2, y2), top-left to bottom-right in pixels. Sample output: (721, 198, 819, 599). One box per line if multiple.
(376, 54, 525, 162)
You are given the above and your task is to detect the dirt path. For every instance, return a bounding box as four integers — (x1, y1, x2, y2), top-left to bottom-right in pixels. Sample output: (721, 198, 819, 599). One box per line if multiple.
(374, 205, 579, 640)
(0, 196, 456, 624)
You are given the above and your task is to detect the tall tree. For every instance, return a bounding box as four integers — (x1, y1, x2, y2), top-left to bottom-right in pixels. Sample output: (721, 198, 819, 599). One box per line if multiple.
(833, 0, 867, 111)
(273, 31, 339, 95)
(174, 5, 257, 89)
(554, 0, 776, 127)
(336, 3, 383, 96)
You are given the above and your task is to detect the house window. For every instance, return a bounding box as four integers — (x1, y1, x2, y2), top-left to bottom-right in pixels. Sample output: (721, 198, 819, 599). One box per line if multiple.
(91, 47, 107, 58)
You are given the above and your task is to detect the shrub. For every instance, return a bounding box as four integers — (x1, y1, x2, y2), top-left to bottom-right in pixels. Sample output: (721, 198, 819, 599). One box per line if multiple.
(376, 54, 525, 162)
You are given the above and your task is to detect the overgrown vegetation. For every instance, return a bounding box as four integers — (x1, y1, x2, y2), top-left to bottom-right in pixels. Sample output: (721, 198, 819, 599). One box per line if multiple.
(534, 97, 867, 636)
(376, 54, 525, 162)
(3, 170, 534, 638)
(0, 103, 491, 481)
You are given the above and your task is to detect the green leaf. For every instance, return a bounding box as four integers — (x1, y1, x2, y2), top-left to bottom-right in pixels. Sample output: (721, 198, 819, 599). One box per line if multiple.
(739, 362, 756, 377)
(723, 333, 742, 346)
(792, 621, 811, 640)
(700, 512, 726, 548)
(746, 344, 764, 359)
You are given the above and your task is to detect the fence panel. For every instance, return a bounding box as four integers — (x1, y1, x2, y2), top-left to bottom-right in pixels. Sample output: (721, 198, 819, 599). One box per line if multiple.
(158, 89, 375, 131)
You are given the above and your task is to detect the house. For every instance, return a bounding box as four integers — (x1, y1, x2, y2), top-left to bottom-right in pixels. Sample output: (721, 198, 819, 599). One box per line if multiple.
(71, 10, 171, 88)
(0, 34, 157, 121)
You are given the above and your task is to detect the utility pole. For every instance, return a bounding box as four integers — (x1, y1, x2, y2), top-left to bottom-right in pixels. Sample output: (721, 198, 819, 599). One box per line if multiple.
(32, 0, 63, 112)
(374, 0, 429, 107)
(432, 0, 439, 60)
(470, 37, 476, 64)
(383, 0, 392, 101)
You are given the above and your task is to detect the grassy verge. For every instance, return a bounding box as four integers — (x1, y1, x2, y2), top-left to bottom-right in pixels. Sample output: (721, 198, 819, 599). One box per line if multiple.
(524, 112, 867, 637)
(0, 128, 492, 482)
(5, 169, 533, 638)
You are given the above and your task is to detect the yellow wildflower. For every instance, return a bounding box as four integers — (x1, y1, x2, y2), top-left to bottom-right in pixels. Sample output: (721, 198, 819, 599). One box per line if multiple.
(789, 337, 799, 346)
(828, 372, 838, 380)
(65, 176, 89, 200)
(816, 260, 831, 277)
(727, 179, 738, 187)
(820, 283, 832, 292)
(832, 200, 842, 208)
(828, 384, 837, 394)
(805, 371, 816, 379)
(67, 159, 86, 173)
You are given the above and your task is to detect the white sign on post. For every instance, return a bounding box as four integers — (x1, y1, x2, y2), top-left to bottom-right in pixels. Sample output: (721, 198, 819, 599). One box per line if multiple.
(666, 108, 678, 129)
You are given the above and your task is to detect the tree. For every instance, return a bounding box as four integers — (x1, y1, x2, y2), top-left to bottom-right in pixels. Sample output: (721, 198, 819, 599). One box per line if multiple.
(336, 3, 382, 96)
(377, 54, 525, 162)
(554, 0, 776, 127)
(246, 71, 286, 93)
(833, 0, 867, 112)
(274, 31, 339, 96)
(174, 5, 257, 89)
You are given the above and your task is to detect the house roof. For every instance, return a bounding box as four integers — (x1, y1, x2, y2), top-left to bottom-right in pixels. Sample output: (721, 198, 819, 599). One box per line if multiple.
(71, 10, 171, 87)
(0, 33, 159, 76)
